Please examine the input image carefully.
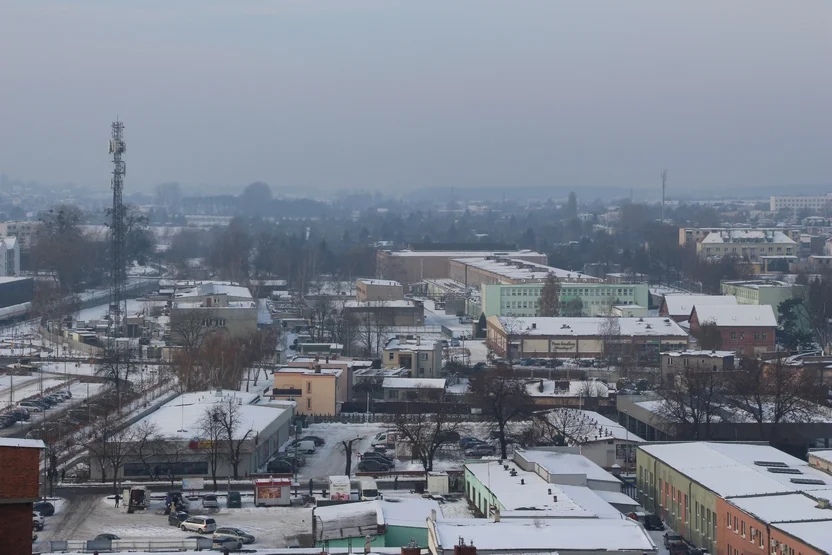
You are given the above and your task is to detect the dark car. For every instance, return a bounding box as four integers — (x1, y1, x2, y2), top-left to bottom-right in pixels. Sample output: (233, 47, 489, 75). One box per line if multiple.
(644, 514, 664, 531)
(663, 533, 685, 549)
(299, 435, 326, 446)
(458, 437, 483, 449)
(439, 430, 460, 443)
(267, 459, 295, 474)
(472, 362, 487, 371)
(465, 444, 496, 457)
(360, 455, 394, 468)
(95, 534, 121, 542)
(33, 502, 55, 516)
(226, 491, 242, 508)
(362, 451, 394, 462)
(168, 511, 190, 526)
(0, 415, 15, 428)
(11, 408, 31, 421)
(357, 459, 393, 472)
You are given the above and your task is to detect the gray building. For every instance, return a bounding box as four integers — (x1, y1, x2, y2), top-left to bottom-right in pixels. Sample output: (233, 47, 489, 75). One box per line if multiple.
(170, 281, 257, 343)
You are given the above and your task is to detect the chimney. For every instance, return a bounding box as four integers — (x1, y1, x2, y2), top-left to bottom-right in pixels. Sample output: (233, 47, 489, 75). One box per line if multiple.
(493, 507, 500, 523)
(314, 364, 322, 374)
(553, 495, 557, 502)
(817, 498, 830, 509)
(453, 541, 477, 555)
(401, 546, 421, 555)
(417, 336, 421, 346)
(548, 488, 552, 495)
(520, 478, 525, 485)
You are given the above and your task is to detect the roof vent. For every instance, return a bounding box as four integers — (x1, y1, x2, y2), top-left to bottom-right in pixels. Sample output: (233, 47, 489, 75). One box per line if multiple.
(817, 498, 830, 509)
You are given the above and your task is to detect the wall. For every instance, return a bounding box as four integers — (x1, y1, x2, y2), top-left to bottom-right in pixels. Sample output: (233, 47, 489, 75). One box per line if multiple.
(0, 443, 42, 555)
(480, 282, 648, 318)
(273, 372, 338, 415)
(637, 448, 719, 554)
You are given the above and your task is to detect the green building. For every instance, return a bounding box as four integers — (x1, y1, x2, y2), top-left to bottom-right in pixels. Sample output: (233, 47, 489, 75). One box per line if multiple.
(314, 498, 440, 549)
(481, 282, 649, 318)
(720, 280, 807, 331)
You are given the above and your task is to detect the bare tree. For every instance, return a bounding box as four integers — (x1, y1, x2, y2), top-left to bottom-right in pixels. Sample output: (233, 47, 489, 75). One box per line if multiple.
(197, 405, 226, 490)
(216, 397, 255, 480)
(170, 309, 216, 354)
(87, 411, 139, 497)
(392, 397, 464, 476)
(132, 421, 163, 479)
(728, 356, 823, 441)
(521, 408, 598, 446)
(655, 367, 725, 440)
(339, 437, 361, 475)
(598, 314, 621, 371)
(537, 273, 561, 317)
(96, 346, 138, 413)
(468, 367, 532, 458)
(693, 321, 723, 351)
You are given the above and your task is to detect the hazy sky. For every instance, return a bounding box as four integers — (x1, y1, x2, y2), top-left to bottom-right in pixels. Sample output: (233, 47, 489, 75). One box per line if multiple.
(1, 1, 830, 194)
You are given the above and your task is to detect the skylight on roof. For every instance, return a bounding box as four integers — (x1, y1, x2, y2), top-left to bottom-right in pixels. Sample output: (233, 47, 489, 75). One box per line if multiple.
(767, 467, 802, 475)
(790, 478, 826, 486)
(754, 461, 788, 467)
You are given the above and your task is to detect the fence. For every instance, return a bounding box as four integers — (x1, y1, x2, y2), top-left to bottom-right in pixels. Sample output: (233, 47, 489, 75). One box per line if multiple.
(44, 537, 209, 553)
(310, 411, 491, 424)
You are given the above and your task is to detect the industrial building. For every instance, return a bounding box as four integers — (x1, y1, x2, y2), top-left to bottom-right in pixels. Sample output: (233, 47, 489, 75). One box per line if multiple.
(355, 278, 404, 302)
(481, 281, 649, 318)
(376, 248, 547, 285)
(169, 281, 257, 342)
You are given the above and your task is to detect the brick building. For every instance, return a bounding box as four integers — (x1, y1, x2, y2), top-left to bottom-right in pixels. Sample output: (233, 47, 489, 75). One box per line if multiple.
(0, 438, 44, 553)
(689, 304, 777, 355)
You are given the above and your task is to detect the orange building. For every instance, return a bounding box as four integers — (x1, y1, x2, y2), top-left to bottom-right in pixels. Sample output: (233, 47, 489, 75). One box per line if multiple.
(717, 493, 832, 555)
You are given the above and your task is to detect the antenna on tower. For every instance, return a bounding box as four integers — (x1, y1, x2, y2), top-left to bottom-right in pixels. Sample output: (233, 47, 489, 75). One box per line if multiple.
(108, 120, 127, 342)
(661, 169, 668, 222)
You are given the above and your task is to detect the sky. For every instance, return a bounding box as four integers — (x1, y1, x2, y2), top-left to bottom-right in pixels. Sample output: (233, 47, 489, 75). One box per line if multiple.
(0, 0, 830, 195)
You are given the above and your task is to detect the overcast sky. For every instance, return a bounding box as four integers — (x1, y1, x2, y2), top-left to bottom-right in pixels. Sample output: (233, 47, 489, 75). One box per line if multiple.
(0, 0, 830, 194)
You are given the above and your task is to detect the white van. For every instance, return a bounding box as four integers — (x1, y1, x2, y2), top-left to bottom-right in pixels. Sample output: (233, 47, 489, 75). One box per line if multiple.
(295, 440, 316, 454)
(359, 477, 379, 500)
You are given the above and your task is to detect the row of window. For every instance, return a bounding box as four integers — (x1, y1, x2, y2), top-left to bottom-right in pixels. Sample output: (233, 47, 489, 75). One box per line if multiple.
(500, 287, 635, 297)
(729, 331, 768, 341)
(705, 247, 793, 255)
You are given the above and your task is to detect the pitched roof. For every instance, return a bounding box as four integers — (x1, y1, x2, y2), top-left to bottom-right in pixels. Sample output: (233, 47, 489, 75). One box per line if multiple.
(662, 295, 737, 318)
(693, 304, 777, 327)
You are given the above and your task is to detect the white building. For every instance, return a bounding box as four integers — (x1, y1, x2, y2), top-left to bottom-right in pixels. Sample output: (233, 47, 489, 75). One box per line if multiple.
(0, 237, 20, 276)
(770, 193, 832, 212)
(697, 230, 797, 261)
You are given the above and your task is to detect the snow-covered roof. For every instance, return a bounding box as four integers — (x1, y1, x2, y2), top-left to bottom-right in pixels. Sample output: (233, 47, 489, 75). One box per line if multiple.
(515, 448, 622, 485)
(451, 257, 598, 282)
(662, 295, 737, 317)
(722, 280, 797, 290)
(175, 281, 253, 300)
(693, 304, 777, 327)
(810, 449, 832, 466)
(382, 378, 446, 390)
(701, 230, 797, 244)
(662, 349, 736, 358)
(388, 249, 544, 258)
(776, 521, 832, 554)
(525, 380, 611, 399)
(132, 390, 287, 440)
(357, 278, 401, 287)
(314, 497, 440, 538)
(639, 442, 832, 497)
(344, 300, 418, 309)
(0, 438, 45, 449)
(496, 316, 688, 337)
(432, 518, 656, 553)
(384, 336, 440, 352)
(537, 409, 644, 443)
(729, 493, 832, 524)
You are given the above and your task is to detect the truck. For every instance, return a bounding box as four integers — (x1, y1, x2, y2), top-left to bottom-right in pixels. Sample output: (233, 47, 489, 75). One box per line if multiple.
(329, 475, 351, 501)
(372, 430, 399, 448)
(123, 486, 150, 512)
(359, 477, 379, 500)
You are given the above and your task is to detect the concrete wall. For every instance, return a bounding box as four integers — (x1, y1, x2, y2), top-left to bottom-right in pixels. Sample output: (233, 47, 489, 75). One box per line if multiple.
(169, 306, 257, 342)
(273, 372, 339, 415)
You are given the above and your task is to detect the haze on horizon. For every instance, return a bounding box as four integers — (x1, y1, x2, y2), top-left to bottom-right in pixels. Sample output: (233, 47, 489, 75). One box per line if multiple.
(0, 0, 830, 195)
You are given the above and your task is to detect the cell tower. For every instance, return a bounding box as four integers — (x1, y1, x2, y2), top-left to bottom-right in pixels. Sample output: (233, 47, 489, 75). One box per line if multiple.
(661, 169, 668, 222)
(108, 120, 127, 339)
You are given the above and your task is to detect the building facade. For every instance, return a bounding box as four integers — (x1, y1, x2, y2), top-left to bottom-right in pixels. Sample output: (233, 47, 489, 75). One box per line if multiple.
(0, 220, 38, 249)
(169, 282, 257, 342)
(343, 300, 425, 326)
(770, 193, 832, 212)
(382, 336, 443, 378)
(689, 305, 777, 355)
(0, 438, 44, 553)
(481, 282, 649, 318)
(0, 236, 20, 276)
(660, 350, 736, 385)
(486, 316, 689, 362)
(355, 278, 404, 302)
(679, 227, 801, 247)
(697, 230, 797, 262)
(376, 249, 547, 285)
(272, 365, 347, 415)
(449, 257, 597, 287)
(720, 280, 803, 310)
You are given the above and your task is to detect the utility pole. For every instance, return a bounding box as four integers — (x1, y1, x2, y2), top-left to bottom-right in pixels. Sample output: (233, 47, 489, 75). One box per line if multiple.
(661, 169, 668, 222)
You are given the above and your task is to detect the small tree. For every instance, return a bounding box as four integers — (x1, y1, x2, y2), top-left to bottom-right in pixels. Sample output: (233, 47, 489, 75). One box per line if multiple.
(339, 437, 361, 475)
(522, 408, 598, 446)
(96, 346, 138, 413)
(598, 314, 621, 371)
(216, 397, 255, 480)
(392, 396, 464, 477)
(655, 367, 725, 440)
(537, 273, 561, 317)
(197, 405, 226, 490)
(694, 321, 723, 350)
(132, 421, 163, 479)
(468, 367, 532, 458)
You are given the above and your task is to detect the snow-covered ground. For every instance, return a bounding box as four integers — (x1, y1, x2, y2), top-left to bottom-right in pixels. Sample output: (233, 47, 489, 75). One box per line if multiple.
(76, 298, 164, 323)
(282, 422, 386, 479)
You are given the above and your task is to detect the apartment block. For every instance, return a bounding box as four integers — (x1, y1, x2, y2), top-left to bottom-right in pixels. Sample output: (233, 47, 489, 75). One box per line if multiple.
(697, 230, 797, 262)
(481, 281, 649, 318)
(770, 193, 832, 212)
(449, 257, 597, 287)
(382, 335, 443, 378)
(679, 227, 801, 247)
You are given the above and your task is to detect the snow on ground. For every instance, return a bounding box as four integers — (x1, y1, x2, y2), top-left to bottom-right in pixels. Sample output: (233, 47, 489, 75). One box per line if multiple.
(40, 493, 313, 548)
(0, 378, 66, 407)
(76, 298, 161, 323)
(283, 423, 386, 479)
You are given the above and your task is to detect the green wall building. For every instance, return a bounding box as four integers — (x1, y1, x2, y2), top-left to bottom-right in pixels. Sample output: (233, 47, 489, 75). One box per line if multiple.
(481, 282, 649, 318)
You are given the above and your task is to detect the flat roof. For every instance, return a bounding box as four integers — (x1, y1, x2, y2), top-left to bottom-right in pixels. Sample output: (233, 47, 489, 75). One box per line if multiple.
(433, 518, 656, 552)
(132, 390, 286, 440)
(357, 278, 401, 287)
(0, 438, 45, 449)
(344, 300, 417, 308)
(537, 409, 644, 443)
(662, 294, 737, 317)
(515, 448, 621, 485)
(382, 378, 446, 389)
(494, 316, 689, 338)
(662, 350, 736, 358)
(639, 442, 832, 498)
(387, 249, 544, 258)
(729, 493, 832, 524)
(775, 521, 832, 554)
(452, 257, 598, 282)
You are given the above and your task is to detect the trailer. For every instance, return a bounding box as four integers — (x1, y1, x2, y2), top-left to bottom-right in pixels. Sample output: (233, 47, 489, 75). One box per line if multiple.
(254, 478, 291, 507)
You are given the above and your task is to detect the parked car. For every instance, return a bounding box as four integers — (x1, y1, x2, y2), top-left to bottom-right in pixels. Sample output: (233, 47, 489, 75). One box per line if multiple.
(55, 389, 72, 398)
(439, 430, 461, 443)
(214, 527, 256, 544)
(450, 339, 460, 347)
(357, 459, 393, 472)
(0, 415, 16, 428)
(33, 502, 55, 516)
(17, 401, 43, 412)
(168, 511, 190, 526)
(299, 435, 326, 446)
(226, 491, 242, 508)
(644, 514, 664, 531)
(33, 512, 44, 531)
(94, 534, 121, 542)
(212, 536, 242, 551)
(458, 437, 483, 449)
(362, 451, 394, 461)
(465, 444, 496, 457)
(202, 494, 219, 509)
(294, 440, 317, 454)
(10, 408, 30, 421)
(663, 533, 685, 549)
(181, 516, 217, 534)
(267, 459, 295, 474)
(360, 455, 394, 469)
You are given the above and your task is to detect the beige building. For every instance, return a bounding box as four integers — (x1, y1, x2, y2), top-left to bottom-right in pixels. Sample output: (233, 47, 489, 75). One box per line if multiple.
(355, 278, 404, 302)
(169, 281, 257, 343)
(660, 350, 735, 385)
(696, 230, 797, 261)
(770, 193, 832, 212)
(376, 248, 547, 285)
(679, 226, 800, 247)
(382, 335, 443, 378)
(272, 365, 347, 415)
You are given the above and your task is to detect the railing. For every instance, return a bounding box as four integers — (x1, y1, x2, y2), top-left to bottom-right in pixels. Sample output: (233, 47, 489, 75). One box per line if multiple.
(44, 537, 210, 553)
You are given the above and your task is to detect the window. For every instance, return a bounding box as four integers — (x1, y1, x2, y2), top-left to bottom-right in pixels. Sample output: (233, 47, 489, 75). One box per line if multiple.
(734, 516, 738, 533)
(731, 331, 737, 339)
(739, 332, 745, 339)
(389, 353, 395, 360)
(741, 521, 745, 537)
(306, 382, 311, 393)
(696, 502, 700, 530)
(306, 398, 311, 409)
(727, 513, 732, 528)
(420, 353, 428, 360)
(762, 332, 767, 340)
